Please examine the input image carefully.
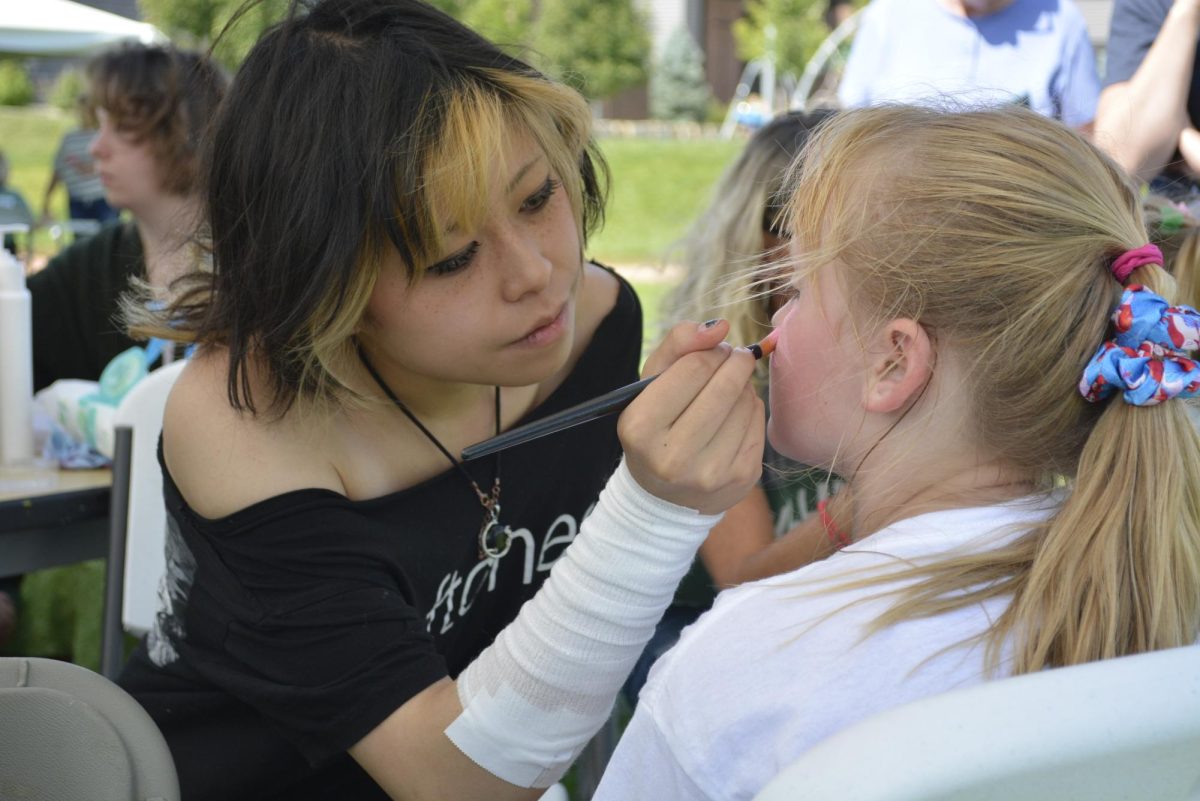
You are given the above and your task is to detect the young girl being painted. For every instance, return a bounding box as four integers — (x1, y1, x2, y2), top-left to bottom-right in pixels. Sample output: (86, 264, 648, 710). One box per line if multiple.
(595, 104, 1200, 800)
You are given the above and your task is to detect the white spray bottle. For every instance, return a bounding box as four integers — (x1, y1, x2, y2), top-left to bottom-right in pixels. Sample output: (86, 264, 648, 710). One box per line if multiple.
(0, 225, 34, 465)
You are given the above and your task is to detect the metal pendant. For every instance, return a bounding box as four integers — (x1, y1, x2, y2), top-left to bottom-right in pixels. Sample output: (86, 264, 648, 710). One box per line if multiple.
(478, 503, 512, 560)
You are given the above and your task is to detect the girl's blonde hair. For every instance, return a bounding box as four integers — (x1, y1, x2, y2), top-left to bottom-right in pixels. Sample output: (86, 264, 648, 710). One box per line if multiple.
(663, 111, 833, 381)
(786, 104, 1200, 673)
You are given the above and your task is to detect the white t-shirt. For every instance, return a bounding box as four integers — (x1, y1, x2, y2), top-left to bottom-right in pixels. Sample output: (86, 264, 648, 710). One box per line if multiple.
(838, 0, 1100, 128)
(594, 495, 1061, 801)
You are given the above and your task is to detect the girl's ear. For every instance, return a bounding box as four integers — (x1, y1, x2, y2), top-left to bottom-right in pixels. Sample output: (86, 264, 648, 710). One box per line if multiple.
(863, 319, 933, 413)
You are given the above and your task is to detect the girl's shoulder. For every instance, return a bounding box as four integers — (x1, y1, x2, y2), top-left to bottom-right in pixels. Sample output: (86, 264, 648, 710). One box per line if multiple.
(162, 348, 347, 520)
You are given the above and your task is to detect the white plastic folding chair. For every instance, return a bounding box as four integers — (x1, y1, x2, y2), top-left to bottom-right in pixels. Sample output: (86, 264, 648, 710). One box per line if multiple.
(101, 359, 188, 678)
(753, 645, 1200, 801)
(0, 655, 179, 800)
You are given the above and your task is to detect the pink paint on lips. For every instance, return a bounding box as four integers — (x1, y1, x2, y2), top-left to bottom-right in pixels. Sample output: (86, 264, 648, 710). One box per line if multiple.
(759, 328, 780, 357)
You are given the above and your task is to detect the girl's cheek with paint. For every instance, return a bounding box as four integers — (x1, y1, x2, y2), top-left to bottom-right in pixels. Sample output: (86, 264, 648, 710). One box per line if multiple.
(765, 297, 849, 466)
(766, 303, 797, 445)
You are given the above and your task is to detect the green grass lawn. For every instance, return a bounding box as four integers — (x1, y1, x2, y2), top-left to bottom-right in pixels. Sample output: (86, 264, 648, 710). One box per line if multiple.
(1, 106, 72, 211)
(627, 273, 676, 357)
(591, 135, 742, 354)
(590, 136, 740, 267)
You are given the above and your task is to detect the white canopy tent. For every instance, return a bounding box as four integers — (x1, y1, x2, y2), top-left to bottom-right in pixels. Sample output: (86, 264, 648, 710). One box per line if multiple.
(0, 0, 167, 57)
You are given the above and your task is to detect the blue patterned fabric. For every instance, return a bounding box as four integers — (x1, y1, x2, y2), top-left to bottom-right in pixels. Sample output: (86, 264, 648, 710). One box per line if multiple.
(1080, 285, 1200, 406)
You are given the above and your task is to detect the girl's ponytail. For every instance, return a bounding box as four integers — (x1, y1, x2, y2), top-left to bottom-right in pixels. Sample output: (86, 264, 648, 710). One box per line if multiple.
(1011, 256, 1200, 670)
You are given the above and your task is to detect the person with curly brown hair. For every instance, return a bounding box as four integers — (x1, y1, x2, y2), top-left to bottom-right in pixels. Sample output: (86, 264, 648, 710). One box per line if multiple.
(27, 43, 227, 392)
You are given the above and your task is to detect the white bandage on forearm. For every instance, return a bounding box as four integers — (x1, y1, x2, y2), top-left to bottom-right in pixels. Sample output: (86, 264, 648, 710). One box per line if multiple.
(445, 458, 722, 787)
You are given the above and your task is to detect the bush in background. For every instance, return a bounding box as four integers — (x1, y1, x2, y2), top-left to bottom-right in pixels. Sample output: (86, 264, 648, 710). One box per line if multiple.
(536, 0, 651, 100)
(0, 61, 35, 107)
(461, 0, 534, 54)
(734, 0, 829, 78)
(651, 27, 711, 122)
(49, 69, 87, 112)
(139, 0, 289, 69)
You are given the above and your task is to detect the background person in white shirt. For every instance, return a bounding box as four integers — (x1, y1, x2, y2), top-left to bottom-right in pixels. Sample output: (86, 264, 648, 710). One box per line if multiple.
(839, 0, 1100, 132)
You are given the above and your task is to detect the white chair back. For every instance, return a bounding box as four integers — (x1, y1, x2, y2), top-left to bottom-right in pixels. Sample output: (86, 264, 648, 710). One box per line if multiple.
(753, 645, 1200, 801)
(112, 360, 187, 637)
(0, 656, 179, 800)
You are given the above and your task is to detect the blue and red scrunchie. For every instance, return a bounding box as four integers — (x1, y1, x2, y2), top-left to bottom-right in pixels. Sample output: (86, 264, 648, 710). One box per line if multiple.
(1079, 285, 1200, 407)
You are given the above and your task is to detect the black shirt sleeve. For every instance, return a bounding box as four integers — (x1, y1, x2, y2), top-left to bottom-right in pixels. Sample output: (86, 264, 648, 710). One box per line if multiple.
(166, 494, 450, 764)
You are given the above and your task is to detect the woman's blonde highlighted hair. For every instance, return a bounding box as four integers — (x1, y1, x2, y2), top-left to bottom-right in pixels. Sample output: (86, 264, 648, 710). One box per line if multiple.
(785, 104, 1200, 673)
(293, 70, 597, 415)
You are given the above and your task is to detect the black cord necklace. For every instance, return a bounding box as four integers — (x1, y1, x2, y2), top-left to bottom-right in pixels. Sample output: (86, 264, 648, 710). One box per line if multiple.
(356, 343, 513, 561)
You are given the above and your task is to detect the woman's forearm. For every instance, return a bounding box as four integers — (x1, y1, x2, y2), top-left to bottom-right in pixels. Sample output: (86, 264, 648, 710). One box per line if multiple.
(1096, 0, 1200, 180)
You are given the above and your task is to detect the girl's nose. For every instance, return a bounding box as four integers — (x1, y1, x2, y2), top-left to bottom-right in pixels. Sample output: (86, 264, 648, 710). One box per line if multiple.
(771, 297, 796, 327)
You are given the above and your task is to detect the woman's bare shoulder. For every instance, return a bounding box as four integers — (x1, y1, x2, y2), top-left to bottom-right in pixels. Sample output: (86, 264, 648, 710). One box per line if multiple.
(162, 348, 346, 519)
(573, 262, 622, 347)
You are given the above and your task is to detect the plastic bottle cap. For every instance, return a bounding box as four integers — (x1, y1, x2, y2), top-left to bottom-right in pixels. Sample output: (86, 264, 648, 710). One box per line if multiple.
(0, 247, 24, 293)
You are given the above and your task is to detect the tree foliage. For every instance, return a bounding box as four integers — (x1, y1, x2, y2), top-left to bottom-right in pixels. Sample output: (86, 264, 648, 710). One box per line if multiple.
(534, 0, 651, 100)
(650, 27, 710, 122)
(0, 61, 34, 107)
(423, 0, 465, 16)
(733, 0, 829, 78)
(49, 69, 87, 112)
(139, 0, 290, 69)
(461, 0, 534, 52)
(143, 0, 649, 99)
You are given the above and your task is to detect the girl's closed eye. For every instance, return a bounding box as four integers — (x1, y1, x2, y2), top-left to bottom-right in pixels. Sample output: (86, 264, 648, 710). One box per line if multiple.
(428, 240, 480, 277)
(522, 176, 560, 213)
(779, 282, 802, 305)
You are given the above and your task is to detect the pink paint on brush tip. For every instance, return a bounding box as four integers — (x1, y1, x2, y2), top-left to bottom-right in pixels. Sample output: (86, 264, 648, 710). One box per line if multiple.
(748, 328, 778, 360)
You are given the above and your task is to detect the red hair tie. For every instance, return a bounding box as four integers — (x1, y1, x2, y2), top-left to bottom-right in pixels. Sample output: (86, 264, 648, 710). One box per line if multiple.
(1110, 244, 1164, 284)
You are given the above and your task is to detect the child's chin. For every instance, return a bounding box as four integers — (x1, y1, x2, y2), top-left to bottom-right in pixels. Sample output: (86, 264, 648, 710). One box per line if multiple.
(766, 425, 807, 464)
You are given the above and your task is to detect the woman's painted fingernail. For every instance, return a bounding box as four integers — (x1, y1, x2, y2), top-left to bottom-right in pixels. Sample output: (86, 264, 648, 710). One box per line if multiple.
(701, 319, 721, 329)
